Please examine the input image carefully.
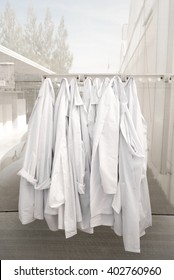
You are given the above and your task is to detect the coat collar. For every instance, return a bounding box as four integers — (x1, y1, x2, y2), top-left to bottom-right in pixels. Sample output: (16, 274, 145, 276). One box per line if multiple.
(71, 78, 99, 107)
(38, 78, 55, 101)
(70, 78, 84, 106)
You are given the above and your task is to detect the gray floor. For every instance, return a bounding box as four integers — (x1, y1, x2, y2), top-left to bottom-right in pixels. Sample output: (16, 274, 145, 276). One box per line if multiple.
(0, 213, 174, 260)
(0, 167, 174, 259)
(148, 168, 174, 215)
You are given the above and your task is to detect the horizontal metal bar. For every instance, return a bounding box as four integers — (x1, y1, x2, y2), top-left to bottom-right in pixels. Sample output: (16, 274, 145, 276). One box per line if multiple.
(0, 210, 173, 217)
(42, 73, 174, 78)
(42, 73, 174, 83)
(0, 210, 18, 213)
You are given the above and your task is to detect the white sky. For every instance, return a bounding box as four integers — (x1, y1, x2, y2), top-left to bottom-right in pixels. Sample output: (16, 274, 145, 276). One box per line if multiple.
(0, 0, 130, 73)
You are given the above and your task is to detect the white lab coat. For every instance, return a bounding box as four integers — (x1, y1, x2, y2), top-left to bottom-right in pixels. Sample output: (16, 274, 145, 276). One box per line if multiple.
(124, 78, 152, 234)
(112, 80, 145, 253)
(78, 78, 100, 232)
(18, 78, 55, 224)
(90, 80, 120, 227)
(68, 78, 95, 233)
(68, 78, 84, 226)
(47, 78, 77, 238)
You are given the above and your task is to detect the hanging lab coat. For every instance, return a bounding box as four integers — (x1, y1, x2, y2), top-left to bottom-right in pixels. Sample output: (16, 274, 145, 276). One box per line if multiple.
(92, 77, 103, 100)
(124, 78, 152, 234)
(68, 78, 94, 233)
(73, 78, 99, 232)
(112, 82, 145, 253)
(47, 78, 77, 238)
(90, 80, 120, 227)
(18, 78, 55, 224)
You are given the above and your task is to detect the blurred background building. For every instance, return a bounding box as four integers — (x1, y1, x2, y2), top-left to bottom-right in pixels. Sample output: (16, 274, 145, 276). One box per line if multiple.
(0, 44, 55, 200)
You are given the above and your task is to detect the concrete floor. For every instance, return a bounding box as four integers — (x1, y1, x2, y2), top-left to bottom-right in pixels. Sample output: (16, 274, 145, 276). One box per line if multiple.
(0, 213, 174, 260)
(148, 168, 174, 215)
(0, 167, 174, 259)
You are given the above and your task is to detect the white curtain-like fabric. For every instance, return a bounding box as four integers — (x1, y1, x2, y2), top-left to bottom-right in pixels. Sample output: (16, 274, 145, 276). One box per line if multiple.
(18, 76, 152, 253)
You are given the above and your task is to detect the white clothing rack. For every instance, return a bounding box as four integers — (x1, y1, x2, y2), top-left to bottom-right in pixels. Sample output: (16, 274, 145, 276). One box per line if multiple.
(42, 73, 174, 83)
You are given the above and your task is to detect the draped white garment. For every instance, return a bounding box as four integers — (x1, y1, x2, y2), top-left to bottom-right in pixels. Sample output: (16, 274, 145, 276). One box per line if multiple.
(90, 79, 120, 227)
(18, 78, 55, 224)
(18, 76, 152, 253)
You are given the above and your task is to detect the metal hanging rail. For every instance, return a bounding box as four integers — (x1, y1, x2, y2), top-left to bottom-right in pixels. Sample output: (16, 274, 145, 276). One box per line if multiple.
(42, 73, 174, 83)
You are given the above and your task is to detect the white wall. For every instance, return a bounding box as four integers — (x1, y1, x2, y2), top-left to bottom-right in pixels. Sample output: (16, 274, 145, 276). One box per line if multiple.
(120, 0, 174, 206)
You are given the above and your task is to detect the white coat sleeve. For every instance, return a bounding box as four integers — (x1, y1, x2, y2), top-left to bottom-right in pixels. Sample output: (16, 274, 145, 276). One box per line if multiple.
(18, 82, 45, 187)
